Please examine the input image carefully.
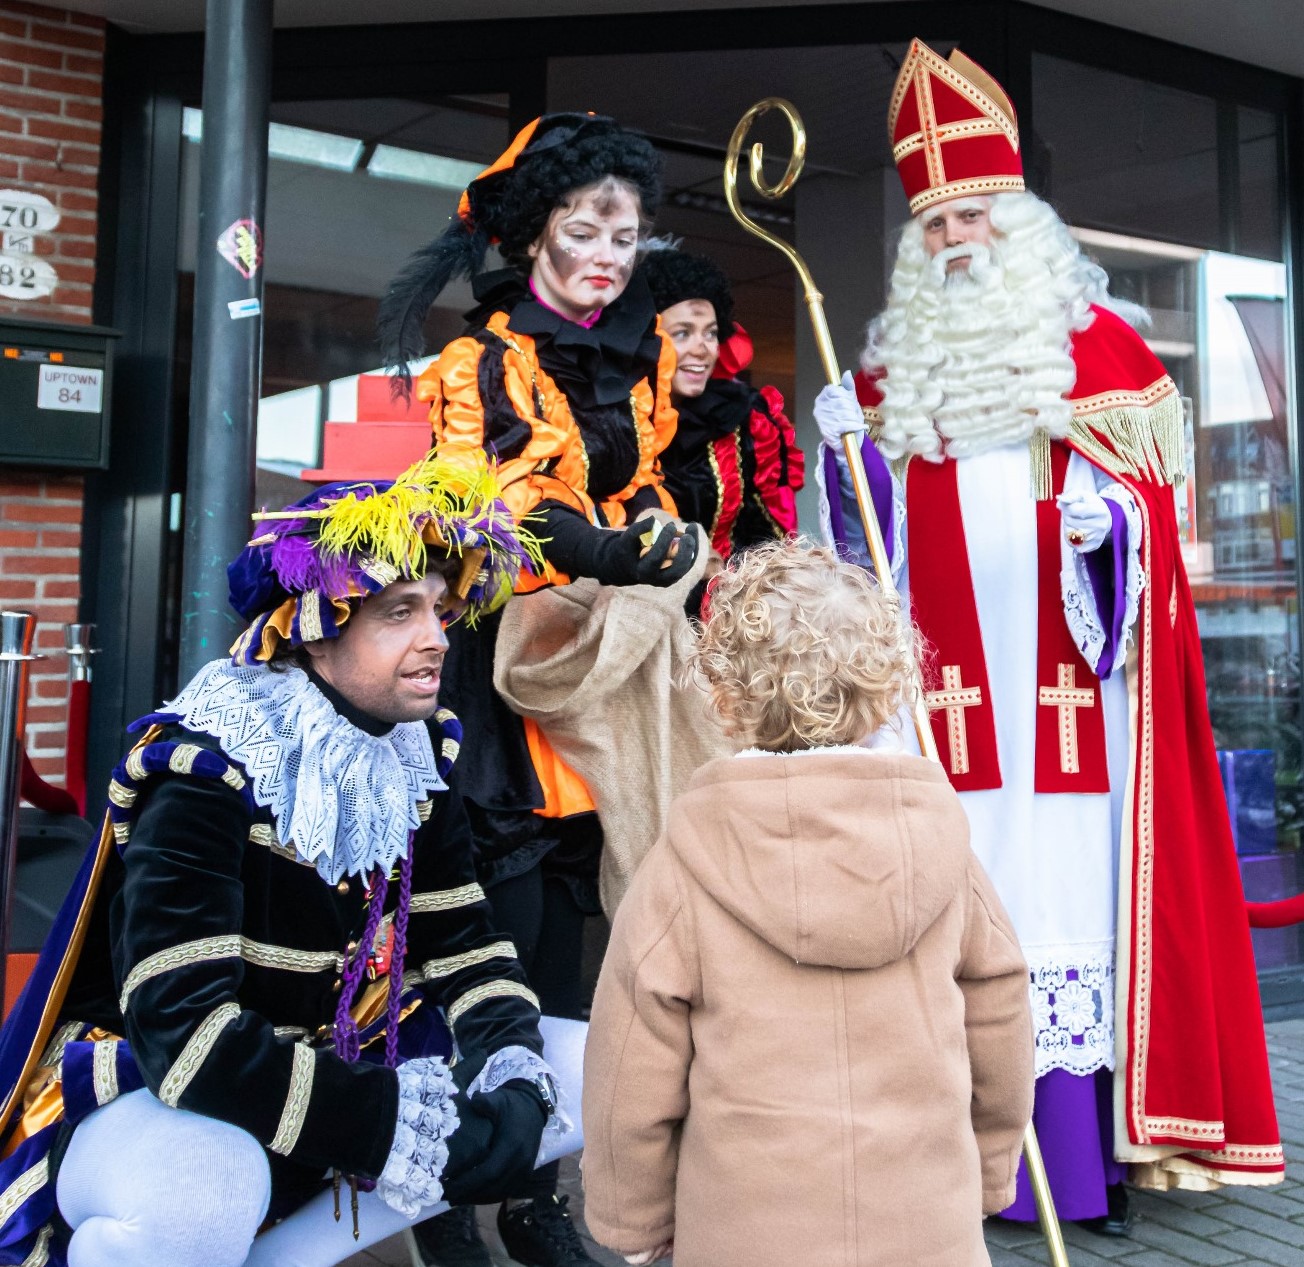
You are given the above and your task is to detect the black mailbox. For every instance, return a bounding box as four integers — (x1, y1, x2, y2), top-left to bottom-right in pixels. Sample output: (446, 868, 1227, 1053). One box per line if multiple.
(0, 315, 119, 470)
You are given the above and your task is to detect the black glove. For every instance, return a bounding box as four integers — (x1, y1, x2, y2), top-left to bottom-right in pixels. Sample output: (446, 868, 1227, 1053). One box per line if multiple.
(638, 522, 698, 587)
(441, 1075, 548, 1206)
(537, 502, 699, 589)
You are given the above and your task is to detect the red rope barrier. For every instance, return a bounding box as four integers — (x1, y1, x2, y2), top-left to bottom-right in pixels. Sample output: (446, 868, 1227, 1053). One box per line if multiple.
(18, 750, 77, 817)
(1246, 894, 1304, 929)
(65, 679, 90, 817)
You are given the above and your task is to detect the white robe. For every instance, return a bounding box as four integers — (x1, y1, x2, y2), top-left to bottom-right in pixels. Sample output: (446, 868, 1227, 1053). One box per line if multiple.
(825, 440, 1143, 1078)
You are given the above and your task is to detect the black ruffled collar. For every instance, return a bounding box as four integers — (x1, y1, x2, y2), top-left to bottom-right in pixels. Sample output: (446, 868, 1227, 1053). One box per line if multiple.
(670, 377, 752, 451)
(465, 269, 662, 410)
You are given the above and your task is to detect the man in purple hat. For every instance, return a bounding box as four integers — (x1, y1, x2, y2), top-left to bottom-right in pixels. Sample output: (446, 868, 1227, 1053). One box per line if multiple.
(0, 456, 585, 1267)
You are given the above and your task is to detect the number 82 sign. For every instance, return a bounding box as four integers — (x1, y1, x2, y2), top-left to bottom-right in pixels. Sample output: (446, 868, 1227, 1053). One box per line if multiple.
(0, 190, 60, 299)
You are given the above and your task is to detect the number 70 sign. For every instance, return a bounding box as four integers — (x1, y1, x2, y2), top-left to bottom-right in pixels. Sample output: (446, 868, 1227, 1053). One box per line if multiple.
(0, 190, 60, 300)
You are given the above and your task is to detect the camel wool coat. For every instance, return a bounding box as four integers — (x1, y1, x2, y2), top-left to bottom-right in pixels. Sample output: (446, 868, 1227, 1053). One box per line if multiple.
(581, 749, 1035, 1267)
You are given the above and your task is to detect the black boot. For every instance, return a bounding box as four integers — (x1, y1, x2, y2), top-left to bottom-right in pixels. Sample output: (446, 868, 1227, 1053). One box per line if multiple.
(497, 1194, 601, 1266)
(1081, 1182, 1134, 1237)
(406, 1204, 494, 1267)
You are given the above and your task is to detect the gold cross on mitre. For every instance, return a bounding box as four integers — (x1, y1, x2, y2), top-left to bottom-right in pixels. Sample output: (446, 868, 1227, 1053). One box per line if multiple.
(1038, 663, 1095, 774)
(925, 664, 983, 776)
(887, 39, 1025, 215)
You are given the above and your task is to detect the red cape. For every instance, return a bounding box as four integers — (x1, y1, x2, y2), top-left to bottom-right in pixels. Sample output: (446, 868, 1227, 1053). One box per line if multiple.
(857, 308, 1283, 1188)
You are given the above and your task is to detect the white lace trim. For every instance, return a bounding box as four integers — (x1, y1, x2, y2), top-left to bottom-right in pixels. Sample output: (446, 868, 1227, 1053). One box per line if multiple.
(1027, 946, 1115, 1078)
(1061, 483, 1143, 674)
(1103, 484, 1144, 649)
(815, 441, 836, 550)
(818, 441, 907, 584)
(468, 1045, 575, 1166)
(163, 661, 445, 885)
(377, 1057, 459, 1219)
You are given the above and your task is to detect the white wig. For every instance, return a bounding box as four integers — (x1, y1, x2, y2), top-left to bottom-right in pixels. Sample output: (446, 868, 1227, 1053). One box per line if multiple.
(865, 191, 1145, 461)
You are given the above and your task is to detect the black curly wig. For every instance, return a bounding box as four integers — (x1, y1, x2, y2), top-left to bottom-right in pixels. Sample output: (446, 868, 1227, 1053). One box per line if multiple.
(378, 113, 662, 390)
(640, 247, 735, 339)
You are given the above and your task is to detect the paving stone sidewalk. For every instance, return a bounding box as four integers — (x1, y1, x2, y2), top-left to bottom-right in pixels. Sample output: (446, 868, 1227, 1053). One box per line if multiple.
(346, 1017, 1304, 1267)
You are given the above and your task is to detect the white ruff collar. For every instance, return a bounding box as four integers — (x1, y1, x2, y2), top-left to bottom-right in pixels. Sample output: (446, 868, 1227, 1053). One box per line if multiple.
(163, 660, 445, 884)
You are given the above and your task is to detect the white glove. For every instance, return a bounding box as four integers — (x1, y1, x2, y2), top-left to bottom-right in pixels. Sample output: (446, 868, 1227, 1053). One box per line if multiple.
(1057, 491, 1112, 553)
(814, 371, 868, 447)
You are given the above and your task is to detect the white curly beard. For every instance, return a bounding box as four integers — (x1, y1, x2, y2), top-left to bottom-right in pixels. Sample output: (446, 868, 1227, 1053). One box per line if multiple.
(864, 192, 1137, 462)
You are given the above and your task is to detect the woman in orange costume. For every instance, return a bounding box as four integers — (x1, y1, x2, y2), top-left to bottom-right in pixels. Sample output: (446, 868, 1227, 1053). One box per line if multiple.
(379, 113, 697, 1267)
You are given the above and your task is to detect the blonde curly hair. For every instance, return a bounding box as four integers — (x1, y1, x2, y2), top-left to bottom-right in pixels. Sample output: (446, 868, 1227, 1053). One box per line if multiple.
(692, 538, 918, 752)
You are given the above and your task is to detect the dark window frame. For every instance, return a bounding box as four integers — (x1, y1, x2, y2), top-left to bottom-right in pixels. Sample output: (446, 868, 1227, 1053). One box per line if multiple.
(89, 0, 1304, 796)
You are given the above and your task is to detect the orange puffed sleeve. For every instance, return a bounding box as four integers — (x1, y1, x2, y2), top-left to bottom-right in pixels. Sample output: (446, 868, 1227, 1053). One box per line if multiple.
(419, 324, 593, 525)
(606, 328, 680, 524)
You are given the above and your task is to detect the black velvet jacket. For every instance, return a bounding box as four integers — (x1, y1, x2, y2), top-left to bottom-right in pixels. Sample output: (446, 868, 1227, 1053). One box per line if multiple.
(60, 682, 543, 1190)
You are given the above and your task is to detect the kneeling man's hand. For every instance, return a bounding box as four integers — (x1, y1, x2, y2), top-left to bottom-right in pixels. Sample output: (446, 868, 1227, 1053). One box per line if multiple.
(441, 1060, 549, 1206)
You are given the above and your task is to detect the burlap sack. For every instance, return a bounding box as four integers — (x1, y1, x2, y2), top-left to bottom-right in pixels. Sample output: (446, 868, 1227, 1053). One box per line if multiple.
(492, 527, 732, 915)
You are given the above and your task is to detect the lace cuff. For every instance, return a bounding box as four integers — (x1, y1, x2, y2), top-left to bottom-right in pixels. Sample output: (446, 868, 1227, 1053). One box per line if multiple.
(468, 1045, 576, 1166)
(1061, 483, 1143, 673)
(1101, 484, 1144, 647)
(817, 441, 906, 583)
(377, 1056, 460, 1219)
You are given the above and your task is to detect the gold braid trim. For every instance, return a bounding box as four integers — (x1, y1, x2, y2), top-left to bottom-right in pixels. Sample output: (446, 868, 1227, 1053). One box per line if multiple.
(121, 936, 345, 1011)
(120, 935, 243, 1012)
(240, 939, 345, 975)
(270, 1042, 315, 1156)
(1142, 1115, 1225, 1142)
(411, 883, 485, 914)
(22, 1225, 51, 1267)
(447, 979, 539, 1027)
(0, 1160, 47, 1233)
(704, 435, 727, 548)
(38, 1020, 82, 1070)
(92, 1039, 119, 1107)
(167, 744, 204, 775)
(421, 940, 517, 981)
(248, 821, 309, 866)
(107, 780, 136, 809)
(159, 1002, 241, 1107)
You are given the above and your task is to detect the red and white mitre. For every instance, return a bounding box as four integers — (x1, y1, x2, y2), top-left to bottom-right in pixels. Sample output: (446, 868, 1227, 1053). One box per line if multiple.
(889, 39, 1025, 214)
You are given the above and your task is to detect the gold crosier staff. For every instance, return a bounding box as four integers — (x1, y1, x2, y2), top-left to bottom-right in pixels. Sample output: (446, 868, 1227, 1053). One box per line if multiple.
(723, 98, 1071, 1267)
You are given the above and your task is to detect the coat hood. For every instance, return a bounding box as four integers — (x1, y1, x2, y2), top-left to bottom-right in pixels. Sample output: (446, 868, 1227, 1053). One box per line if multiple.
(667, 751, 971, 970)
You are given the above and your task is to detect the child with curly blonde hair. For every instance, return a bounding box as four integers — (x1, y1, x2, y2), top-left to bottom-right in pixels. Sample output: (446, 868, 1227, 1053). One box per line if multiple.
(582, 539, 1034, 1267)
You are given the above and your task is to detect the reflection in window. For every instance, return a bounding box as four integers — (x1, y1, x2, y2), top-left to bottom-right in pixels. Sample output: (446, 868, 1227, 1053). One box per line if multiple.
(1033, 55, 1220, 250)
(175, 97, 511, 508)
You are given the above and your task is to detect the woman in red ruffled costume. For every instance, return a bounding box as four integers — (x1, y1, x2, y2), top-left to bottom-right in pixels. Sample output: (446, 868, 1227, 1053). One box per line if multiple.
(640, 246, 804, 570)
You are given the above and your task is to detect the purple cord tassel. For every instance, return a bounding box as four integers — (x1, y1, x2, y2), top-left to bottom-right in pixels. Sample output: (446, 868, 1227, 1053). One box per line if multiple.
(384, 844, 415, 1070)
(333, 867, 390, 1064)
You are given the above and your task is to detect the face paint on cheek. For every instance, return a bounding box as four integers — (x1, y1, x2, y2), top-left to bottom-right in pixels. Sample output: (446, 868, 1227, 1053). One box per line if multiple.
(545, 229, 587, 281)
(614, 251, 635, 283)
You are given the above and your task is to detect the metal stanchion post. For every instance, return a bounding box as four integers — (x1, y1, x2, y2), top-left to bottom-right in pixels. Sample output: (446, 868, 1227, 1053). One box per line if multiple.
(0, 612, 41, 1018)
(64, 624, 97, 684)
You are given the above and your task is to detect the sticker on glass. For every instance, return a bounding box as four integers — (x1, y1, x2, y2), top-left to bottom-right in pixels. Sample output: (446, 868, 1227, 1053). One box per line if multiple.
(217, 218, 263, 280)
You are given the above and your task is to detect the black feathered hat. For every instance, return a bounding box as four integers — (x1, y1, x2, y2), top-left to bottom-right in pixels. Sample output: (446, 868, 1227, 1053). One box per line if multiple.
(378, 112, 663, 391)
(640, 246, 736, 339)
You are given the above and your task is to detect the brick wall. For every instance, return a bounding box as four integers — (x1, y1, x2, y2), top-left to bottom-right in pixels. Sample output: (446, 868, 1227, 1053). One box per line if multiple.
(0, 2, 104, 787)
(0, 475, 82, 780)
